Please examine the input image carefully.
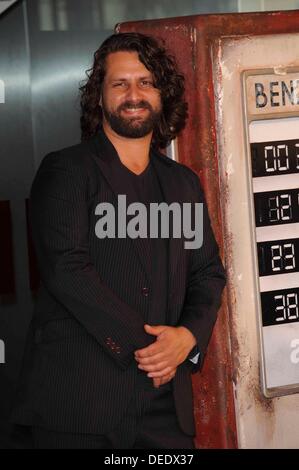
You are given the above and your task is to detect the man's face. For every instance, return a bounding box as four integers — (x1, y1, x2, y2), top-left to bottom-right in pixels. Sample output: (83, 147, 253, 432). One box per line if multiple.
(101, 51, 162, 139)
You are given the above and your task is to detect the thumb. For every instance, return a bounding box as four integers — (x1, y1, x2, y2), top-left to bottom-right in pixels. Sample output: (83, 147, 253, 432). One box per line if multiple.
(144, 324, 166, 336)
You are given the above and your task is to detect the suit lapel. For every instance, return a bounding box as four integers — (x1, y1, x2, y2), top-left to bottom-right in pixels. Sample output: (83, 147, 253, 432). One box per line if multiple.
(150, 153, 185, 299)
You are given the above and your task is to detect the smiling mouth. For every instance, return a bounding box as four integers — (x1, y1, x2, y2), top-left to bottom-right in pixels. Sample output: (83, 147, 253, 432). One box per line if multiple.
(122, 107, 148, 114)
(123, 106, 147, 113)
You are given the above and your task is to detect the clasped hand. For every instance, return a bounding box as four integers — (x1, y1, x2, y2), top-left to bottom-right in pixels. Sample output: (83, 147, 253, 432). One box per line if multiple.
(134, 324, 196, 389)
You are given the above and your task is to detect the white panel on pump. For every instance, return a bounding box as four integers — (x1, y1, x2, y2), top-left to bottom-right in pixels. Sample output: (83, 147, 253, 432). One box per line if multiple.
(244, 70, 299, 397)
(247, 113, 299, 396)
(214, 33, 299, 448)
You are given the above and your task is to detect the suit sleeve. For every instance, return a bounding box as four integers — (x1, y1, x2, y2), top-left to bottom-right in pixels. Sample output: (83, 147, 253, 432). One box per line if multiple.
(178, 173, 226, 373)
(30, 151, 153, 370)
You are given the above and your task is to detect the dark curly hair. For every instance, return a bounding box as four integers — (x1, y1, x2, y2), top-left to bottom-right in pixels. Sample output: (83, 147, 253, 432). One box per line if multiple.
(79, 32, 188, 149)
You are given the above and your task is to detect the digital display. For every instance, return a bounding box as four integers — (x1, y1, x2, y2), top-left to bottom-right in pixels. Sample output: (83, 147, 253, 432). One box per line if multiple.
(254, 189, 299, 226)
(257, 238, 299, 276)
(250, 125, 299, 329)
(251, 138, 299, 177)
(261, 287, 299, 326)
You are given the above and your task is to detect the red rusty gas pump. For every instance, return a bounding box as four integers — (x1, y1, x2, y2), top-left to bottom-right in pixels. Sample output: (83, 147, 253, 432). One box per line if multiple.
(118, 11, 299, 448)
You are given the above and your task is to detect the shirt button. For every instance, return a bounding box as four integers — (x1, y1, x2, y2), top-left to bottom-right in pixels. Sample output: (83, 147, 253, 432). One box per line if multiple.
(141, 287, 149, 297)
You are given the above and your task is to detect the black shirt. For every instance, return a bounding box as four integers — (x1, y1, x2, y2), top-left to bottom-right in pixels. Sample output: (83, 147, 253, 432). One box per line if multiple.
(117, 158, 169, 327)
(116, 157, 171, 390)
(114, 154, 199, 387)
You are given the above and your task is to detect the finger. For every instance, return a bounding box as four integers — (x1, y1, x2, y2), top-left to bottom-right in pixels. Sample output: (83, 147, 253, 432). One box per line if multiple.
(149, 366, 177, 379)
(136, 353, 165, 366)
(153, 368, 177, 388)
(147, 366, 173, 378)
(144, 324, 167, 336)
(158, 375, 170, 385)
(158, 371, 176, 386)
(138, 363, 168, 373)
(153, 378, 162, 388)
(138, 360, 168, 373)
(134, 343, 163, 359)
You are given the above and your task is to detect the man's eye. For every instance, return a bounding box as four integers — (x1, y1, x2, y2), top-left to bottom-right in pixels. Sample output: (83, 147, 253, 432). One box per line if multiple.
(141, 80, 153, 87)
(113, 82, 126, 88)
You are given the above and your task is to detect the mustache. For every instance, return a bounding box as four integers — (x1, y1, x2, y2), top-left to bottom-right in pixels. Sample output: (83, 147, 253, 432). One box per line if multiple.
(117, 100, 153, 112)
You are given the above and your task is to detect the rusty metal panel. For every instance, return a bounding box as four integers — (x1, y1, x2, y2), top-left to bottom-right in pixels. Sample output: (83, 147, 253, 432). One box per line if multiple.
(118, 11, 299, 448)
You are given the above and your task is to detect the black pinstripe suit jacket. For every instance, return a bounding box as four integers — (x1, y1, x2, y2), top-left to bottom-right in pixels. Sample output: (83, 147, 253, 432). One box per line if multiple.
(11, 128, 226, 437)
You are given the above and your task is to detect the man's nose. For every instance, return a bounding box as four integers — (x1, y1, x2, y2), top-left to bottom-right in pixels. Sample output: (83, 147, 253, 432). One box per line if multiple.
(126, 83, 142, 102)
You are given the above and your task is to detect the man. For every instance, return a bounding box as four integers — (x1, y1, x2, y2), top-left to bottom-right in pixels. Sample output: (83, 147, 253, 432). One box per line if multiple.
(11, 32, 226, 449)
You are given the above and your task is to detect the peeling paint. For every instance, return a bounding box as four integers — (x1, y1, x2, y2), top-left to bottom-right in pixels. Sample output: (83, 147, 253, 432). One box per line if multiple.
(190, 26, 197, 45)
(226, 153, 234, 177)
(163, 24, 190, 35)
(221, 64, 234, 81)
(255, 363, 275, 414)
(273, 66, 288, 75)
(190, 26, 197, 72)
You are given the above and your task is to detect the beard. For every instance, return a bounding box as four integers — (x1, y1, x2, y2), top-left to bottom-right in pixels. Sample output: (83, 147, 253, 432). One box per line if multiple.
(102, 99, 161, 138)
